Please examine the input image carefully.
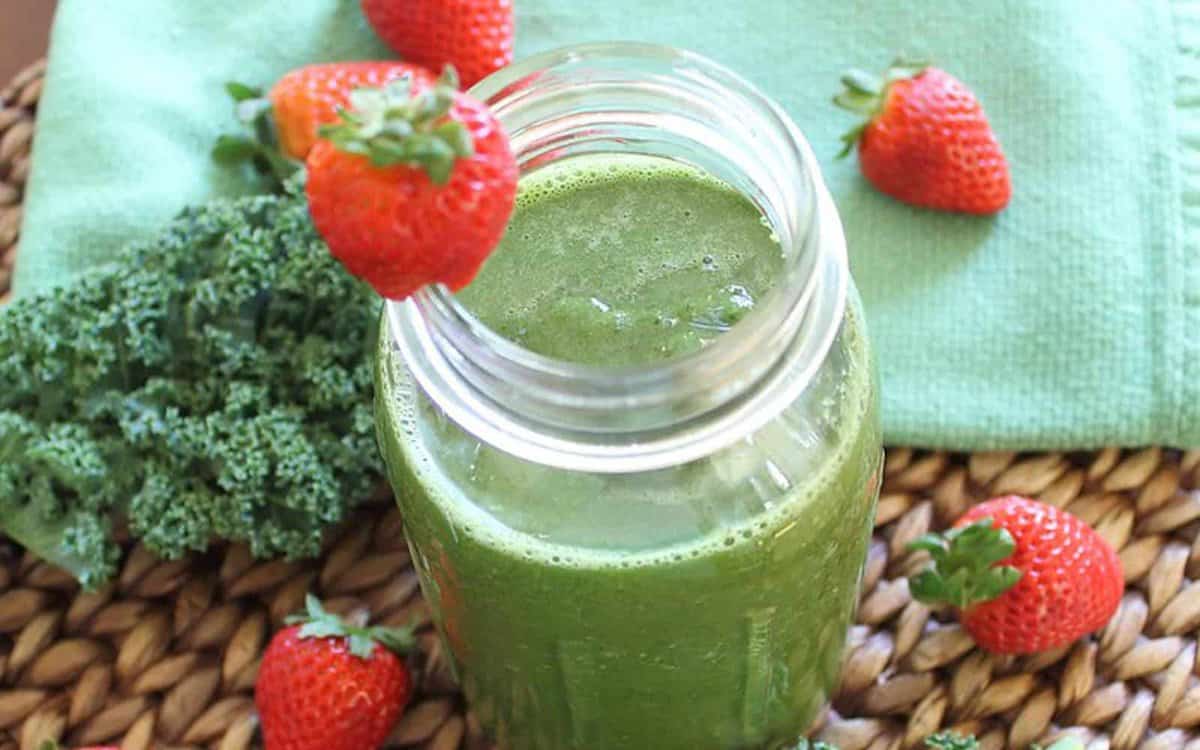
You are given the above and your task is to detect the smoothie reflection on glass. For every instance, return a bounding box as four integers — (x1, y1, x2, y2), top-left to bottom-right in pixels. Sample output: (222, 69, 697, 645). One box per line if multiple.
(374, 43, 883, 750)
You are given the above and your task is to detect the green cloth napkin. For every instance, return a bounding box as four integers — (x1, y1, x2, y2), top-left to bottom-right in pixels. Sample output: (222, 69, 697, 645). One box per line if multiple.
(15, 0, 1200, 450)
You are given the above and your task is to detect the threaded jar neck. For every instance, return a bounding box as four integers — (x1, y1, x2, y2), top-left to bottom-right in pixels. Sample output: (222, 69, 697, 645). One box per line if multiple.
(386, 42, 849, 473)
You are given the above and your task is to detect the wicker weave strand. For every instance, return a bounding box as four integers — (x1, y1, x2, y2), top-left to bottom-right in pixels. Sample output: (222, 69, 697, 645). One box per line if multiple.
(0, 58, 40, 304)
(3, 59, 1200, 750)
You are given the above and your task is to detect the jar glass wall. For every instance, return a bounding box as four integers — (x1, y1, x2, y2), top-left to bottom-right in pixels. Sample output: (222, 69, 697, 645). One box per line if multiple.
(375, 43, 883, 750)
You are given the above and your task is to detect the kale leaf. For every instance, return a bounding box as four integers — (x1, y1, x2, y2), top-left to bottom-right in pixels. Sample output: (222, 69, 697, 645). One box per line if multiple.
(0, 184, 382, 587)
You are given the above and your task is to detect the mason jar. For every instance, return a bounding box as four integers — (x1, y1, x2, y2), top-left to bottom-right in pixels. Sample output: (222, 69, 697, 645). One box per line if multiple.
(374, 43, 883, 750)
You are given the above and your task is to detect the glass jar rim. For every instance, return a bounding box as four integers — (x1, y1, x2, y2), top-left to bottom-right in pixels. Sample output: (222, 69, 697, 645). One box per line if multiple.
(385, 42, 849, 473)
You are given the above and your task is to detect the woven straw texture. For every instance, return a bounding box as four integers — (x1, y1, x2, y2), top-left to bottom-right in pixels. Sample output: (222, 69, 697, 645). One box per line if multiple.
(4, 59, 1200, 750)
(0, 59, 37, 304)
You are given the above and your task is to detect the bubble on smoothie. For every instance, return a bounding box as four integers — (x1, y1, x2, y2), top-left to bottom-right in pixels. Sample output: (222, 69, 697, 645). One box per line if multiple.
(727, 285, 754, 310)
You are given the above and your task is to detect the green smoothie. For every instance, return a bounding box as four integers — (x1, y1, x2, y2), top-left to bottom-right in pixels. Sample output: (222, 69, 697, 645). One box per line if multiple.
(456, 155, 783, 366)
(375, 155, 881, 749)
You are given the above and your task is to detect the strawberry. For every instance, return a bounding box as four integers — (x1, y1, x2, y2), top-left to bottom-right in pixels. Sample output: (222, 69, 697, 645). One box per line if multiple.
(256, 595, 414, 750)
(305, 69, 518, 299)
(362, 0, 514, 89)
(835, 61, 1011, 214)
(214, 62, 437, 187)
(908, 496, 1124, 654)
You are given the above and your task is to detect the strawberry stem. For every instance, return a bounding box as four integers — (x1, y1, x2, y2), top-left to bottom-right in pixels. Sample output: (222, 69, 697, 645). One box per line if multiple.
(318, 67, 473, 185)
(833, 58, 931, 159)
(286, 594, 415, 660)
(907, 517, 1022, 610)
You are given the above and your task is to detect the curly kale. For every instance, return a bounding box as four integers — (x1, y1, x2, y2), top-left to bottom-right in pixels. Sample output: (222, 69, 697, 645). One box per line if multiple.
(0, 186, 383, 587)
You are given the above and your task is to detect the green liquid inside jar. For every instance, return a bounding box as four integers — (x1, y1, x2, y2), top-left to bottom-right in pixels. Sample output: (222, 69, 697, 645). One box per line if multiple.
(457, 154, 783, 366)
(375, 155, 881, 749)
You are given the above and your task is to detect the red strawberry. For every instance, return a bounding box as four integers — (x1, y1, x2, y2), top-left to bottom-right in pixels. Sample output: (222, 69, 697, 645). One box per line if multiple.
(908, 496, 1124, 654)
(214, 62, 438, 187)
(306, 69, 518, 299)
(256, 596, 414, 750)
(362, 0, 514, 89)
(835, 61, 1011, 214)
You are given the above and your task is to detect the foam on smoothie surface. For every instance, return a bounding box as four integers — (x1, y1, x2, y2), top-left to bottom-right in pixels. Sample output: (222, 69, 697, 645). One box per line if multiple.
(455, 154, 784, 366)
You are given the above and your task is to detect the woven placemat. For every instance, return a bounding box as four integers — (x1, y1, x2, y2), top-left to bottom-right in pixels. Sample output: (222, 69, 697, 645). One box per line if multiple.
(4, 59, 1200, 750)
(0, 59, 38, 305)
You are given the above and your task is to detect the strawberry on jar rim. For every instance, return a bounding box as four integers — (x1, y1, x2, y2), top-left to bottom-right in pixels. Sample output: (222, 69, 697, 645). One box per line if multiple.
(362, 0, 514, 89)
(305, 67, 518, 300)
(908, 495, 1124, 655)
(835, 60, 1011, 215)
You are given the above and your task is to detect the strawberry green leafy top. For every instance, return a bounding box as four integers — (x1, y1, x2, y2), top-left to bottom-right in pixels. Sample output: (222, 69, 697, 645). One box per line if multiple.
(287, 594, 414, 659)
(318, 69, 473, 185)
(833, 59, 929, 157)
(907, 518, 1022, 609)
